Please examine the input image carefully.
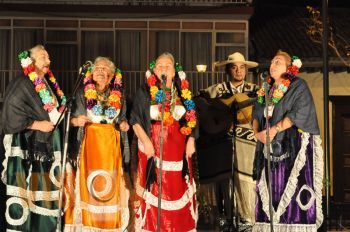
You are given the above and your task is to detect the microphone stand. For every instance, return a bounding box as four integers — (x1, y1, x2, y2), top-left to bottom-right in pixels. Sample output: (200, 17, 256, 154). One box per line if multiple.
(231, 107, 237, 230)
(263, 81, 274, 232)
(156, 75, 166, 232)
(55, 65, 90, 232)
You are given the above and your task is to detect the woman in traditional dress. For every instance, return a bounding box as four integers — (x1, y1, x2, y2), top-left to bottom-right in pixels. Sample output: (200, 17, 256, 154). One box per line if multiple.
(252, 50, 324, 231)
(1, 45, 66, 231)
(64, 57, 130, 231)
(130, 52, 198, 231)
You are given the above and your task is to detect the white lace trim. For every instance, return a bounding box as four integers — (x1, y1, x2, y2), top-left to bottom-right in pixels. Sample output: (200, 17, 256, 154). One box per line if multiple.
(80, 201, 120, 214)
(313, 135, 324, 228)
(49, 158, 62, 188)
(2, 141, 61, 189)
(134, 174, 196, 231)
(136, 180, 196, 211)
(142, 229, 196, 232)
(121, 206, 130, 231)
(27, 197, 59, 217)
(65, 208, 129, 231)
(258, 133, 324, 227)
(66, 164, 130, 230)
(6, 197, 29, 226)
(86, 170, 113, 200)
(258, 132, 310, 223)
(134, 205, 142, 232)
(4, 145, 61, 160)
(186, 175, 198, 222)
(137, 202, 151, 231)
(7, 185, 59, 201)
(9, 146, 26, 157)
(26, 163, 32, 187)
(296, 185, 315, 211)
(72, 163, 82, 225)
(64, 162, 74, 212)
(4, 142, 61, 223)
(154, 156, 183, 171)
(263, 151, 290, 162)
(64, 224, 125, 232)
(6, 193, 59, 219)
(252, 222, 317, 232)
(1, 134, 13, 184)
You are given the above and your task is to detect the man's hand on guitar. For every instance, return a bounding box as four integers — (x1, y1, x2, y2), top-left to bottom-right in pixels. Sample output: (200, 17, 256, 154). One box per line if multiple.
(255, 128, 277, 144)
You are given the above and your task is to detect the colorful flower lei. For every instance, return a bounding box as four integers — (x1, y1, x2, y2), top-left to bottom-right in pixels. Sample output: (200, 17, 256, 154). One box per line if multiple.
(83, 66, 123, 119)
(257, 56, 302, 105)
(146, 61, 197, 136)
(18, 50, 66, 113)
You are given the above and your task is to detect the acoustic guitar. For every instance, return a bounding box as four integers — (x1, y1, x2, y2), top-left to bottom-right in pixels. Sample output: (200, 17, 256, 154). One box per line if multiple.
(219, 93, 256, 125)
(194, 93, 256, 136)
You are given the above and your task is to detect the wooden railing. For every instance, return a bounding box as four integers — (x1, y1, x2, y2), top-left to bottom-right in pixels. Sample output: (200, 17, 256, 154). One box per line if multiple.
(1, 0, 248, 6)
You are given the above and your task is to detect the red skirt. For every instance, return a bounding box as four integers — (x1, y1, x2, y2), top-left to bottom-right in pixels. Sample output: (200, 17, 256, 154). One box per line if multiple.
(135, 122, 197, 232)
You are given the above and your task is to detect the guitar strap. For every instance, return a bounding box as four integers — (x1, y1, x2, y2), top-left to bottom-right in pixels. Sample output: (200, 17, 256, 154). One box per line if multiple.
(242, 83, 247, 94)
(226, 81, 235, 96)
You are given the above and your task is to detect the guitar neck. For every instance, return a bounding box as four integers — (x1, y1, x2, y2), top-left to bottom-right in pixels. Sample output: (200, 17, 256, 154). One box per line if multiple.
(235, 97, 256, 110)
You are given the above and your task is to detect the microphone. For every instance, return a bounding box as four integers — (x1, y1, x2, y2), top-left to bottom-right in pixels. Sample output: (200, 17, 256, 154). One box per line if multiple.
(79, 60, 93, 74)
(259, 71, 269, 81)
(160, 74, 166, 102)
(161, 73, 166, 82)
(82, 60, 93, 69)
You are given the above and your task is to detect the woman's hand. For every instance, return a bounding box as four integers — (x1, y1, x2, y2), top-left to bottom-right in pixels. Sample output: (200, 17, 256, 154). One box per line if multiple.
(71, 115, 91, 127)
(186, 137, 196, 158)
(255, 130, 267, 144)
(28, 120, 54, 132)
(143, 139, 155, 159)
(133, 123, 155, 159)
(119, 120, 129, 132)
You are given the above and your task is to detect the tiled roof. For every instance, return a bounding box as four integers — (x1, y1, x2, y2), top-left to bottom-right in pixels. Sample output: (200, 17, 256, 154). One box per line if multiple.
(250, 5, 350, 72)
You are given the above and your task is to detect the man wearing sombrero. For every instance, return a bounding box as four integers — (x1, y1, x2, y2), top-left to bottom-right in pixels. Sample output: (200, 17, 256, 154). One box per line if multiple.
(201, 52, 259, 99)
(195, 52, 259, 231)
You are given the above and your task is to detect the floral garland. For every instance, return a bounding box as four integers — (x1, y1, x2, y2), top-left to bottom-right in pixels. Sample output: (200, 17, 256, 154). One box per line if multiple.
(83, 66, 123, 119)
(146, 61, 197, 136)
(18, 51, 66, 113)
(257, 56, 302, 105)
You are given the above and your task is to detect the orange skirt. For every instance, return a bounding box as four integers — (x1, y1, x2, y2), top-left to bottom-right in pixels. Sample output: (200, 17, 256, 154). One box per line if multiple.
(64, 123, 129, 231)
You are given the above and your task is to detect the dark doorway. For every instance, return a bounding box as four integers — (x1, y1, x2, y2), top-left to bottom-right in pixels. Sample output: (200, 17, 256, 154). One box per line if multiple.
(330, 96, 350, 229)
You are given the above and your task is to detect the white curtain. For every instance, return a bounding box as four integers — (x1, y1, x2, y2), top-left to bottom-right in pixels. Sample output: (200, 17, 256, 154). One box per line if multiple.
(13, 29, 44, 70)
(81, 31, 114, 62)
(181, 32, 211, 71)
(46, 44, 78, 95)
(116, 30, 144, 98)
(116, 31, 142, 71)
(156, 31, 179, 61)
